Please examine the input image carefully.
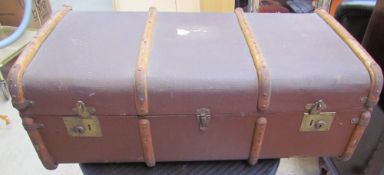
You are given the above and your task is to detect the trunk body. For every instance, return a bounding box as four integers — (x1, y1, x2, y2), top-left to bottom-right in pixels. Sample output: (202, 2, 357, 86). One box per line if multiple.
(8, 9, 382, 169)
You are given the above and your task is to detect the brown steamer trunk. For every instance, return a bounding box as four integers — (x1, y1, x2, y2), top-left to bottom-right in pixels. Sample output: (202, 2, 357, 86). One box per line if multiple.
(7, 6, 383, 170)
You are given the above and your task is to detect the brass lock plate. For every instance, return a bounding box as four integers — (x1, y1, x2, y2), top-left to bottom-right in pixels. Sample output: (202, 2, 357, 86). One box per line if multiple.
(63, 116, 102, 137)
(300, 112, 335, 132)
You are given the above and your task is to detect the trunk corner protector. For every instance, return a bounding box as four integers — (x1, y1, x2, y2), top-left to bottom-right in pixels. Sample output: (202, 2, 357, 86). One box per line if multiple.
(315, 9, 383, 108)
(339, 111, 371, 161)
(6, 6, 72, 110)
(23, 117, 58, 170)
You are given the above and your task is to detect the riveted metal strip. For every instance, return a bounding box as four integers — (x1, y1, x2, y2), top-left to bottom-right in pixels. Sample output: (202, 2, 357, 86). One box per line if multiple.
(138, 119, 156, 167)
(339, 111, 371, 161)
(316, 9, 383, 108)
(134, 7, 157, 116)
(248, 117, 267, 165)
(235, 8, 271, 111)
(7, 6, 72, 110)
(23, 117, 58, 170)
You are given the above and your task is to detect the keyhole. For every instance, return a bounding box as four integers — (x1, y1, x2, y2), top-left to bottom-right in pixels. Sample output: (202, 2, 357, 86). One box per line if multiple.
(74, 125, 85, 134)
(315, 120, 326, 129)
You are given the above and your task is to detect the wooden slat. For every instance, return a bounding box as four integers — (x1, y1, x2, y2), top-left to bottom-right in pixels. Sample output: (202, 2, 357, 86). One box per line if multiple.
(248, 117, 267, 165)
(134, 7, 157, 116)
(138, 119, 156, 167)
(235, 8, 271, 111)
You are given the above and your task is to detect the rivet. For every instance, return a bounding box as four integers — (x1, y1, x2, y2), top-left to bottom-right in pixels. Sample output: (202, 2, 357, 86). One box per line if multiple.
(351, 118, 359, 124)
(73, 125, 85, 134)
(360, 97, 367, 103)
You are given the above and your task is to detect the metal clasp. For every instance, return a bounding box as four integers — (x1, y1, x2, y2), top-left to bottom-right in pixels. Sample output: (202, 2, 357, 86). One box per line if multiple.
(74, 101, 95, 118)
(300, 100, 335, 132)
(305, 100, 327, 115)
(197, 108, 211, 131)
(63, 101, 102, 137)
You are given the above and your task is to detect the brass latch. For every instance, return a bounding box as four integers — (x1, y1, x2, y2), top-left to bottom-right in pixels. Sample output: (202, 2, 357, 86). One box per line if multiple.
(197, 108, 210, 131)
(300, 100, 335, 132)
(63, 101, 102, 137)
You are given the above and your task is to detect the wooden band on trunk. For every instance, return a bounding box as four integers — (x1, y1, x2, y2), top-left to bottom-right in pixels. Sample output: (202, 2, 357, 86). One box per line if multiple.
(138, 119, 156, 167)
(315, 9, 383, 108)
(23, 117, 57, 170)
(339, 111, 371, 161)
(7, 6, 72, 110)
(248, 117, 267, 165)
(235, 8, 271, 112)
(134, 7, 157, 116)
